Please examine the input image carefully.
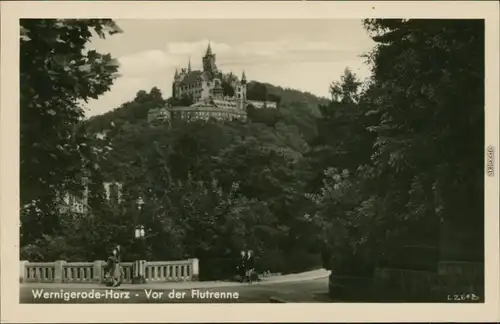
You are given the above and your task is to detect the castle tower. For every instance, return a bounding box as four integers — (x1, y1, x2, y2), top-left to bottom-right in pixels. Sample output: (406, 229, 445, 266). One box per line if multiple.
(202, 42, 217, 74)
(234, 70, 247, 110)
(172, 68, 180, 98)
(241, 70, 247, 84)
(241, 70, 247, 101)
(206, 42, 212, 55)
(188, 57, 192, 73)
(212, 80, 224, 99)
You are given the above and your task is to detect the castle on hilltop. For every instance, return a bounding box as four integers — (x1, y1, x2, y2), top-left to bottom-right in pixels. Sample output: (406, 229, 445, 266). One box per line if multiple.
(148, 43, 277, 123)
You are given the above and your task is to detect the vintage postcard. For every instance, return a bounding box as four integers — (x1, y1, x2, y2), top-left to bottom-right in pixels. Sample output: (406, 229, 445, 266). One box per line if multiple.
(1, 1, 499, 323)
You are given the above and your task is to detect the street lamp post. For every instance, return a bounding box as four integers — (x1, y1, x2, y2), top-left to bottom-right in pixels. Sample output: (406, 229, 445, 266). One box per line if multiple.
(132, 197, 146, 284)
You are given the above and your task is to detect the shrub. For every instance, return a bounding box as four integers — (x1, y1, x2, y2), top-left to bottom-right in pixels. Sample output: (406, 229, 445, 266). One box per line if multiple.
(283, 249, 323, 274)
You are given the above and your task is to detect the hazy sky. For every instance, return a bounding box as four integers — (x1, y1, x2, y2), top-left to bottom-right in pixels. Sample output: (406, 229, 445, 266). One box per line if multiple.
(84, 19, 375, 117)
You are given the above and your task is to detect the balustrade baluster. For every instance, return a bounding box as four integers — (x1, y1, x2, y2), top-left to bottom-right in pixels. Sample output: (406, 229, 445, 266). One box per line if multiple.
(67, 267, 73, 282)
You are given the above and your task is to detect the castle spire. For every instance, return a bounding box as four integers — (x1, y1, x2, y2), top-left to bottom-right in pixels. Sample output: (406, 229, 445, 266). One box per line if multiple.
(188, 57, 191, 72)
(174, 68, 179, 79)
(241, 70, 247, 83)
(206, 41, 212, 56)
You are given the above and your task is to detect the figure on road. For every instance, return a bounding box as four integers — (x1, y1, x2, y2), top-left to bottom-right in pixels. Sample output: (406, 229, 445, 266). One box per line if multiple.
(237, 250, 247, 282)
(245, 250, 255, 284)
(105, 246, 123, 287)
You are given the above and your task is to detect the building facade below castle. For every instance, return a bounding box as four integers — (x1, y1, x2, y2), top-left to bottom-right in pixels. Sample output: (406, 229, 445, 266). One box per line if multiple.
(58, 181, 122, 214)
(148, 43, 276, 124)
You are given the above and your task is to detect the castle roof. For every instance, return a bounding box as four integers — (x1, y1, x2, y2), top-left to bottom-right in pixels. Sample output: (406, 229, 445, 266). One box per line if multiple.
(225, 72, 239, 83)
(206, 42, 212, 56)
(178, 70, 205, 84)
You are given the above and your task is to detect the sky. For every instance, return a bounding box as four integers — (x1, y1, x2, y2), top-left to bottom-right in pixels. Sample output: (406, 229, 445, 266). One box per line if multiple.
(84, 19, 376, 117)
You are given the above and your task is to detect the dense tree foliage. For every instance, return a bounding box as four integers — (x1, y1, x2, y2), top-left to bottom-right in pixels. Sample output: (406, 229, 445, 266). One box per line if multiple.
(20, 19, 121, 246)
(21, 19, 484, 284)
(309, 19, 484, 275)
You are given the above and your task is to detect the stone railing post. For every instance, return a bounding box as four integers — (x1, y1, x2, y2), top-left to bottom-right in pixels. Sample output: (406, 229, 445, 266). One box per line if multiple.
(54, 260, 66, 283)
(93, 260, 105, 283)
(132, 260, 147, 284)
(20, 260, 29, 283)
(189, 258, 199, 281)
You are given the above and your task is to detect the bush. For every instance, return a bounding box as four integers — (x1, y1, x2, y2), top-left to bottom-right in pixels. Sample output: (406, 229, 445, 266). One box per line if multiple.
(198, 257, 240, 281)
(283, 249, 323, 274)
(255, 250, 287, 274)
(330, 254, 375, 277)
(377, 245, 439, 271)
(198, 249, 323, 281)
(255, 249, 323, 275)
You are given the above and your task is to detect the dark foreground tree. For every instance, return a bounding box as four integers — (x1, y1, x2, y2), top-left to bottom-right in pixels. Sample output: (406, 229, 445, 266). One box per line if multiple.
(362, 19, 484, 261)
(20, 19, 122, 245)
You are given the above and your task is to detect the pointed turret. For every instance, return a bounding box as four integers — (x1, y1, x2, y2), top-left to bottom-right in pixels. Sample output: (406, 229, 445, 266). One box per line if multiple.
(202, 41, 217, 73)
(206, 42, 212, 56)
(241, 70, 247, 84)
(188, 57, 192, 73)
(174, 68, 179, 80)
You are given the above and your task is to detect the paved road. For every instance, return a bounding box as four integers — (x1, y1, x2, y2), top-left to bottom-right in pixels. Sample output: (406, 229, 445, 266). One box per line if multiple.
(20, 278, 333, 303)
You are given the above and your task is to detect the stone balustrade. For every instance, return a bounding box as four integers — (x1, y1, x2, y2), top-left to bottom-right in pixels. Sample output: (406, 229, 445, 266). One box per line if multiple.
(20, 258, 199, 284)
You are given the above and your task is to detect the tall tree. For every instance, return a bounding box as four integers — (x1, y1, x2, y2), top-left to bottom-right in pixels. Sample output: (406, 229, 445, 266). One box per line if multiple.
(20, 19, 122, 244)
(308, 19, 485, 279)
(328, 67, 362, 104)
(362, 19, 485, 260)
(307, 67, 372, 192)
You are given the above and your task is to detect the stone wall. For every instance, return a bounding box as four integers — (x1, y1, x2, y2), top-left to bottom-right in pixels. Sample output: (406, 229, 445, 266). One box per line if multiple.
(373, 268, 438, 302)
(359, 262, 484, 302)
(437, 261, 484, 301)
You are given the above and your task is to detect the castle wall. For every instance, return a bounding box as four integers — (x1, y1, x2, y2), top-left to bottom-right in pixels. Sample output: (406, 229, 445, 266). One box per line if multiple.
(175, 81, 203, 101)
(247, 100, 277, 109)
(169, 105, 246, 122)
(201, 80, 212, 100)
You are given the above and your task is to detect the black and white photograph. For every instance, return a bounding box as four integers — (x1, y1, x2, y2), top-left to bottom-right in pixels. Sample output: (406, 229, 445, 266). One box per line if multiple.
(1, 1, 499, 323)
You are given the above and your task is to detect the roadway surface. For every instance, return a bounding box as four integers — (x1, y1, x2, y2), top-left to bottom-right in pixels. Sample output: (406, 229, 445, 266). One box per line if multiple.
(20, 277, 333, 303)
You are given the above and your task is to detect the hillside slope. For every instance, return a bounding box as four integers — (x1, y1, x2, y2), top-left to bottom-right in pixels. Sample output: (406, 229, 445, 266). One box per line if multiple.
(246, 81, 328, 116)
(83, 81, 327, 183)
